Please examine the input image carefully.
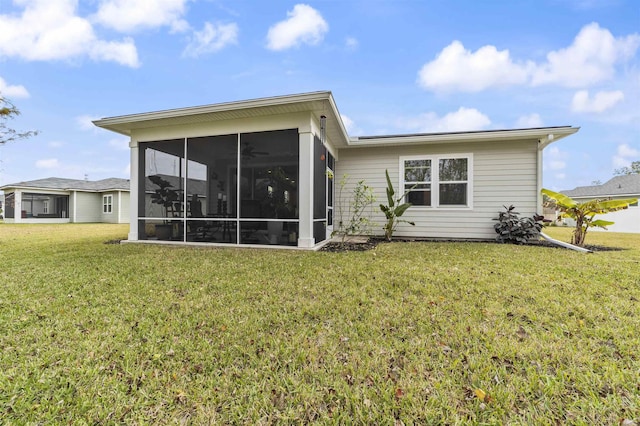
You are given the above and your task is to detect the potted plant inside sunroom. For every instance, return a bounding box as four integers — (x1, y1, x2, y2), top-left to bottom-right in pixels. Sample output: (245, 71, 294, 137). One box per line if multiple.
(149, 174, 180, 240)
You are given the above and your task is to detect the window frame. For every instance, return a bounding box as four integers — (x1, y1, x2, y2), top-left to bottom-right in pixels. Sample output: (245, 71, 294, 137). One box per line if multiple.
(399, 154, 473, 209)
(103, 194, 113, 214)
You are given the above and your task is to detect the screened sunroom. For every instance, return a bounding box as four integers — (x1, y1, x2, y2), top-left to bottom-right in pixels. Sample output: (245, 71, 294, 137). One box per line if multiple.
(94, 92, 346, 248)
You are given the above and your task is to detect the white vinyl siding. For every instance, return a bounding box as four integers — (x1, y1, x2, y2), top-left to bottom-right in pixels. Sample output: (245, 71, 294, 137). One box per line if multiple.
(119, 191, 130, 224)
(73, 192, 102, 223)
(101, 191, 131, 224)
(335, 140, 539, 240)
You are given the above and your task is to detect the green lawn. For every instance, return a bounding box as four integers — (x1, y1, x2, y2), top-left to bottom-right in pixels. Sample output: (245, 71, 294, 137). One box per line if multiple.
(1, 224, 638, 424)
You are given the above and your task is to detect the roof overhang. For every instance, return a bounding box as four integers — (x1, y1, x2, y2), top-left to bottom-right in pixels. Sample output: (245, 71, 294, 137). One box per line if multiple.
(348, 126, 579, 149)
(0, 185, 130, 193)
(94, 92, 578, 151)
(93, 91, 351, 148)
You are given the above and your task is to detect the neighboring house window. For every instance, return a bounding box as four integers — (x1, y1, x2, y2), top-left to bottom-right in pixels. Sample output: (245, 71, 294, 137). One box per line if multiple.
(103, 195, 113, 213)
(43, 200, 49, 214)
(401, 155, 472, 208)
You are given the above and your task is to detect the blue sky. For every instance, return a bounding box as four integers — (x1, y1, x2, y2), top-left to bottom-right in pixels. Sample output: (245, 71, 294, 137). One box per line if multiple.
(0, 0, 638, 191)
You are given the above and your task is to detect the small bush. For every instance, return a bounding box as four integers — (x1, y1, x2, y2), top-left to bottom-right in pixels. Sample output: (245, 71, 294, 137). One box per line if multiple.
(493, 205, 546, 244)
(332, 174, 377, 244)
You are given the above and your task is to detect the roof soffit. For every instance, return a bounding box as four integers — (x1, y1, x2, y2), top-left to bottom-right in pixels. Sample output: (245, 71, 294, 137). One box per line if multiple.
(93, 92, 350, 147)
(346, 127, 579, 149)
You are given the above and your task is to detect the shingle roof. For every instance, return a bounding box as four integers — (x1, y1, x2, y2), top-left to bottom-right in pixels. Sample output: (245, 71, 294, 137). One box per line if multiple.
(0, 177, 130, 192)
(562, 174, 640, 198)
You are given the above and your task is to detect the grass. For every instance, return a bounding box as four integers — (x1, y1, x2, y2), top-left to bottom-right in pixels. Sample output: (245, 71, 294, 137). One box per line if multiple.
(1, 223, 639, 424)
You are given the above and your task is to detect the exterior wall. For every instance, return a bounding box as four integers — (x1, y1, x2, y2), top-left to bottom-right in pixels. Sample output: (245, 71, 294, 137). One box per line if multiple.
(100, 191, 130, 224)
(73, 192, 102, 223)
(118, 191, 130, 224)
(590, 207, 640, 233)
(130, 112, 314, 144)
(101, 192, 117, 223)
(335, 139, 539, 240)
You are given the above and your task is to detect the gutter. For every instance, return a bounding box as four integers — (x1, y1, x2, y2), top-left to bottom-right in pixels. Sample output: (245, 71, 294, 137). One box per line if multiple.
(540, 232, 592, 253)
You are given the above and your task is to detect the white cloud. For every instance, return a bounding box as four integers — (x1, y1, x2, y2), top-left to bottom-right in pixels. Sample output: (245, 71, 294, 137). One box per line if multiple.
(341, 114, 355, 133)
(532, 23, 640, 87)
(108, 137, 130, 151)
(36, 158, 60, 169)
(0, 77, 30, 98)
(549, 160, 566, 170)
(0, 0, 140, 67)
(613, 143, 640, 168)
(418, 23, 639, 93)
(266, 4, 328, 51)
(93, 0, 189, 33)
(417, 41, 532, 92)
(515, 113, 543, 128)
(340, 114, 364, 135)
(76, 114, 101, 131)
(544, 146, 569, 180)
(571, 89, 625, 113)
(183, 22, 238, 57)
(398, 107, 492, 133)
(345, 37, 358, 51)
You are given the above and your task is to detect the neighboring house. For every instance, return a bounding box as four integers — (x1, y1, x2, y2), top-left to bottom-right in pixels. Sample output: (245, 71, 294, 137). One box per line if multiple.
(93, 91, 579, 248)
(0, 177, 130, 224)
(561, 174, 640, 233)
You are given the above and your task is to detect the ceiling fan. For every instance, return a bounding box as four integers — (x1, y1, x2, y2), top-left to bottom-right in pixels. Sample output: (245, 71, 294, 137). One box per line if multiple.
(240, 142, 268, 159)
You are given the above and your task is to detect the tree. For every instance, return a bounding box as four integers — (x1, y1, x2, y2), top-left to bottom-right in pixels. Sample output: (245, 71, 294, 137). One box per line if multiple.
(542, 188, 637, 247)
(1, 96, 38, 145)
(614, 160, 640, 176)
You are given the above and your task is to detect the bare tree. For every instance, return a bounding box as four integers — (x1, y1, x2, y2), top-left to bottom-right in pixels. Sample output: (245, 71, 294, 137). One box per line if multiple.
(614, 161, 640, 176)
(1, 95, 39, 145)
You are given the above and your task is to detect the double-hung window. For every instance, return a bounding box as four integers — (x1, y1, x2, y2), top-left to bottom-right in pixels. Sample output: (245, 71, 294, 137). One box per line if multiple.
(404, 159, 432, 206)
(103, 194, 113, 214)
(401, 155, 472, 208)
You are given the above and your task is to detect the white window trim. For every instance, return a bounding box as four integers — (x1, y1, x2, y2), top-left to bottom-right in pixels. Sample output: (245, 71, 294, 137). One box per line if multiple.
(103, 194, 113, 214)
(399, 153, 473, 210)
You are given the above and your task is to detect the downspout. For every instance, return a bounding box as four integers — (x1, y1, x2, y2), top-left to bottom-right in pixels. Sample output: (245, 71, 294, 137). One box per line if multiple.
(540, 232, 592, 253)
(536, 135, 591, 253)
(536, 142, 543, 216)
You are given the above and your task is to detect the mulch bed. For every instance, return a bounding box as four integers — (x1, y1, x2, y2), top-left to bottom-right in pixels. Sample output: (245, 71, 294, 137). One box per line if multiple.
(104, 239, 124, 245)
(320, 238, 624, 252)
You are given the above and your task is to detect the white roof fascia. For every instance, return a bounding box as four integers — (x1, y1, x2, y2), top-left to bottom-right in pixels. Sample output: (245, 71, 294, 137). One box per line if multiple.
(0, 185, 129, 193)
(0, 186, 71, 193)
(571, 193, 640, 199)
(93, 91, 344, 133)
(348, 126, 579, 149)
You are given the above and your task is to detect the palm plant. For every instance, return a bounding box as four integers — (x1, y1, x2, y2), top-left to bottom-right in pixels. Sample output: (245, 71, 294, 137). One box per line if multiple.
(542, 188, 637, 246)
(380, 169, 415, 241)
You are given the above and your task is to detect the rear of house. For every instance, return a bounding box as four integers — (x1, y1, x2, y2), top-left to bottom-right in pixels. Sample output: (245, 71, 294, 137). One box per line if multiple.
(0, 177, 130, 224)
(93, 91, 579, 248)
(336, 133, 553, 240)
